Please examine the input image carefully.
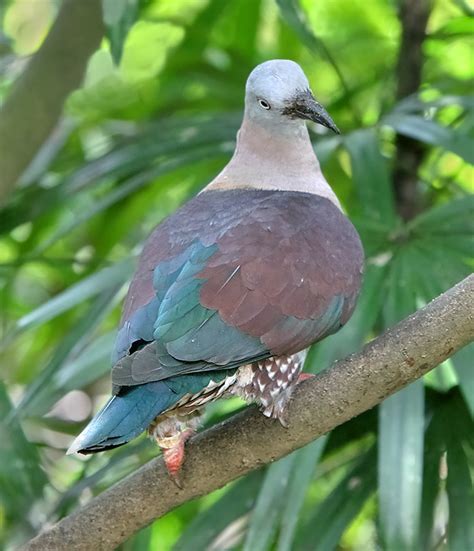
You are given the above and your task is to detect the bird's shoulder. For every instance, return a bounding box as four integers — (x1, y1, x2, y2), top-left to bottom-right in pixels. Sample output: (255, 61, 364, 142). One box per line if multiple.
(112, 189, 363, 385)
(121, 188, 353, 321)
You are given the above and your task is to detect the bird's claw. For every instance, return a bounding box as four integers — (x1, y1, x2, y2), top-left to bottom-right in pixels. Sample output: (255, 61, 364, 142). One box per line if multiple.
(158, 429, 194, 488)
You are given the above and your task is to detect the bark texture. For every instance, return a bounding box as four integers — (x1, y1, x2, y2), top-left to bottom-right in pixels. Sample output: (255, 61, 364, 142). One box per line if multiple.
(0, 0, 104, 203)
(23, 274, 474, 551)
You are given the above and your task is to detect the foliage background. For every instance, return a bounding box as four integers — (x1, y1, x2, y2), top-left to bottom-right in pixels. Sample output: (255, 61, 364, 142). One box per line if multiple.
(0, 0, 473, 549)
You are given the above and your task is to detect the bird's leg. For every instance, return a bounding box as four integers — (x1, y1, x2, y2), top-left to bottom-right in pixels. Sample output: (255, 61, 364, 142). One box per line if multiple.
(157, 428, 195, 488)
(149, 413, 201, 488)
(297, 372, 314, 383)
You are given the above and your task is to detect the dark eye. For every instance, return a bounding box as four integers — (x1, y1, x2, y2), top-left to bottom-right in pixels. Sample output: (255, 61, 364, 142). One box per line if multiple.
(258, 99, 271, 110)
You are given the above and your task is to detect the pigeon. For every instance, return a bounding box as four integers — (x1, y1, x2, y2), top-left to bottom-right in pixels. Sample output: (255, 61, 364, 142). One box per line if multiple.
(67, 59, 364, 485)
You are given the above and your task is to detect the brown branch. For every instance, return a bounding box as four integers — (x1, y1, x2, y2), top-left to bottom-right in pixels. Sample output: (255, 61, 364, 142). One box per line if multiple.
(393, 0, 431, 220)
(0, 0, 104, 204)
(22, 274, 474, 550)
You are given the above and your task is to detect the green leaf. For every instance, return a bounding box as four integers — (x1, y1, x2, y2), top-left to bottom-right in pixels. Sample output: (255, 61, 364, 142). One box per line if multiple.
(275, 0, 353, 99)
(452, 345, 474, 417)
(424, 360, 459, 393)
(15, 288, 120, 418)
(446, 440, 474, 551)
(384, 114, 474, 164)
(120, 21, 185, 82)
(419, 407, 444, 550)
(102, 0, 140, 64)
(408, 195, 474, 236)
(102, 0, 129, 27)
(123, 526, 152, 551)
(431, 16, 474, 39)
(35, 145, 229, 253)
(420, 392, 473, 549)
(244, 454, 296, 551)
(0, 114, 239, 234)
(53, 331, 115, 391)
(297, 447, 377, 550)
(21, 331, 116, 419)
(379, 253, 425, 550)
(174, 471, 263, 551)
(13, 259, 133, 334)
(379, 382, 425, 551)
(275, 0, 321, 55)
(0, 382, 47, 530)
(53, 439, 151, 516)
(307, 262, 388, 373)
(277, 436, 328, 551)
(345, 128, 398, 230)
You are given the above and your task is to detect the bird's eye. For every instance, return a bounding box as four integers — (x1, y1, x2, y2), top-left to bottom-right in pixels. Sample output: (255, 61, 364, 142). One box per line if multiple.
(258, 99, 271, 110)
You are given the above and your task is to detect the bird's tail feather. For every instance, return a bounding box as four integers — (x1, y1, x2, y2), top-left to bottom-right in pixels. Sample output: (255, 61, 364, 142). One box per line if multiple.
(66, 381, 178, 455)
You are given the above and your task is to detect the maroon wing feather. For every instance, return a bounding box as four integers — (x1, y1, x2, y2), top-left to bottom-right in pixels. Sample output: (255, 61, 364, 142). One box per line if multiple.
(198, 191, 364, 354)
(120, 189, 363, 363)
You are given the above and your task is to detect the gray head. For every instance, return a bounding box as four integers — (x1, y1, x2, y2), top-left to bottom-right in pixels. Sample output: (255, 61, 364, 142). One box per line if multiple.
(245, 59, 339, 134)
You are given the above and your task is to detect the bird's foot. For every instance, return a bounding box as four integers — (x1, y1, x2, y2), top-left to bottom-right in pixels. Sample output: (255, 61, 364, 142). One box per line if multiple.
(157, 428, 194, 488)
(297, 372, 314, 383)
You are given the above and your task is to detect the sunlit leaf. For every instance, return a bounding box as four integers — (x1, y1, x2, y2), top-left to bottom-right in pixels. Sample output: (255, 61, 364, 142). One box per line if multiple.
(379, 382, 425, 550)
(452, 345, 474, 417)
(244, 455, 296, 551)
(122, 525, 153, 551)
(277, 436, 328, 551)
(297, 447, 377, 550)
(13, 259, 133, 334)
(378, 252, 425, 550)
(384, 114, 474, 164)
(345, 128, 398, 230)
(174, 471, 263, 551)
(102, 0, 139, 64)
(408, 194, 474, 237)
(0, 382, 47, 533)
(275, 0, 353, 99)
(15, 288, 120, 418)
(446, 439, 474, 550)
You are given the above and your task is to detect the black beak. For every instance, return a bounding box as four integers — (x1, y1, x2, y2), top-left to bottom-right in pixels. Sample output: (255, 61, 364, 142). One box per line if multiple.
(284, 90, 340, 134)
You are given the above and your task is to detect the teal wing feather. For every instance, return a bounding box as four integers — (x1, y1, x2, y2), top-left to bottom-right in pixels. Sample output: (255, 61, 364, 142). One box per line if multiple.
(72, 190, 363, 453)
(111, 190, 363, 391)
(112, 240, 270, 388)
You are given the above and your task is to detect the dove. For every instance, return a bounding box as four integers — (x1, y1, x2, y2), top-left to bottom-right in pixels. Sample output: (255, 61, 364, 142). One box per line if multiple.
(67, 60, 363, 485)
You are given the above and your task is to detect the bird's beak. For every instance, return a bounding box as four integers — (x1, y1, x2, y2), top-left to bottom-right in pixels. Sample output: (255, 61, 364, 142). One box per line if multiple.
(287, 90, 340, 134)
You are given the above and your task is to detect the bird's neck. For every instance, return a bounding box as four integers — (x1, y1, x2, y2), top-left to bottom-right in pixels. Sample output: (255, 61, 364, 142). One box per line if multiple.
(205, 117, 341, 208)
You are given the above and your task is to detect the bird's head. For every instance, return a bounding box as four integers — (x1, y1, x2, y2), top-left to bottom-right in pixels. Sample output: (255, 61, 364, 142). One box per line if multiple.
(244, 59, 339, 134)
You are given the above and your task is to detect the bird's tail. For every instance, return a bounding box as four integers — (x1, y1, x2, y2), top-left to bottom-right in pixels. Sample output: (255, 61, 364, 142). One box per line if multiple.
(66, 370, 234, 455)
(66, 381, 180, 455)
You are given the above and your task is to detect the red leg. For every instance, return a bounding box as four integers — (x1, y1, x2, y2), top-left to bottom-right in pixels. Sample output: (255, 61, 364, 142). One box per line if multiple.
(158, 429, 194, 488)
(297, 372, 315, 383)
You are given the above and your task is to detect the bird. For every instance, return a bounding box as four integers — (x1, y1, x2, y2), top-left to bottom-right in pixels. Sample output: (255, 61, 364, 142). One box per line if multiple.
(67, 59, 364, 485)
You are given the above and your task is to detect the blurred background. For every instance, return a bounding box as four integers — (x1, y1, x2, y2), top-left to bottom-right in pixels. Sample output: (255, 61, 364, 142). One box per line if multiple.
(0, 0, 472, 549)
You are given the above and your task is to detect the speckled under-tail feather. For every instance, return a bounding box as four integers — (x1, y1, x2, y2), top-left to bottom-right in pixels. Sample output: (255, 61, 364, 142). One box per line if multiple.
(67, 60, 364, 485)
(233, 351, 308, 424)
(146, 351, 307, 481)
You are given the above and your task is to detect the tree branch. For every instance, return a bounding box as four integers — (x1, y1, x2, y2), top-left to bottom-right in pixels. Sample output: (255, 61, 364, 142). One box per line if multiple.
(0, 0, 104, 204)
(23, 275, 474, 551)
(393, 0, 431, 220)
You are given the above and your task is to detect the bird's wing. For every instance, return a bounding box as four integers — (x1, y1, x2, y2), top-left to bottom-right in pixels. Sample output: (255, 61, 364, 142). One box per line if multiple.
(111, 189, 363, 390)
